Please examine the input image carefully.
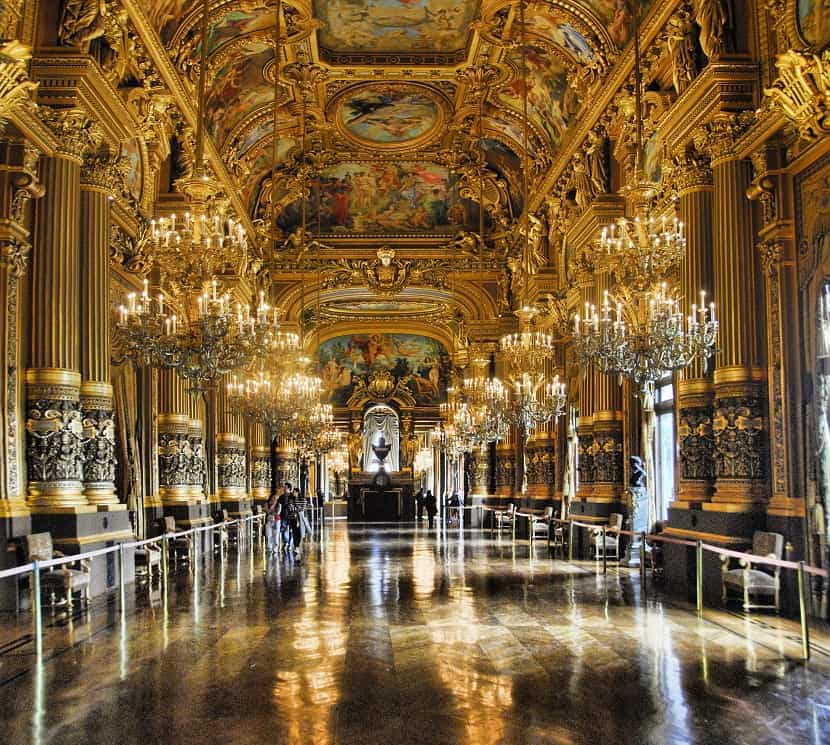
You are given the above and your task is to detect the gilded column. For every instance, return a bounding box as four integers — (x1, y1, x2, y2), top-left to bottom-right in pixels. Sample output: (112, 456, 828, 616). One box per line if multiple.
(187, 392, 206, 502)
(494, 350, 516, 505)
(217, 374, 249, 516)
(706, 120, 769, 511)
(575, 278, 596, 501)
(674, 150, 716, 505)
(157, 368, 192, 505)
(0, 141, 39, 522)
(250, 422, 271, 507)
(26, 111, 99, 512)
(79, 152, 124, 509)
(591, 273, 624, 504)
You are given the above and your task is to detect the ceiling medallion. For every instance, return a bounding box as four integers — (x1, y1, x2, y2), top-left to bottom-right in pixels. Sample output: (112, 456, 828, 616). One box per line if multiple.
(328, 81, 449, 151)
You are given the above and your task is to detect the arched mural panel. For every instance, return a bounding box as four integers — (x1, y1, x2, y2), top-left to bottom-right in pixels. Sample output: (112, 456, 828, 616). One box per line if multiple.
(318, 332, 451, 406)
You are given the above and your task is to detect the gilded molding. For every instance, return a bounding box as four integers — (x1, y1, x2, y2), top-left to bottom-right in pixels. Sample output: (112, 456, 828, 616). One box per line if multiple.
(764, 50, 830, 141)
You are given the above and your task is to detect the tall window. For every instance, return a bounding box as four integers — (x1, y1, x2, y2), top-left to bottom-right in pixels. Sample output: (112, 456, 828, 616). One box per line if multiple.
(654, 379, 676, 520)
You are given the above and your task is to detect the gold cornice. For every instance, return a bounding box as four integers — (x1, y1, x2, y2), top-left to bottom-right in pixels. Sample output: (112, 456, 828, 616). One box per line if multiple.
(120, 0, 256, 243)
(659, 59, 758, 156)
(29, 50, 134, 147)
(564, 194, 625, 253)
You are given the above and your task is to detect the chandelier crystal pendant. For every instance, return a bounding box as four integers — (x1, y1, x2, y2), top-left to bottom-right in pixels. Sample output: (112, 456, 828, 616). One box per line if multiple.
(462, 353, 510, 446)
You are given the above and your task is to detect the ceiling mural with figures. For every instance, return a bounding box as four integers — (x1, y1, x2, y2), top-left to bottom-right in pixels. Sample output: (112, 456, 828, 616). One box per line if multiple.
(136, 0, 650, 322)
(318, 333, 452, 406)
(312, 0, 478, 55)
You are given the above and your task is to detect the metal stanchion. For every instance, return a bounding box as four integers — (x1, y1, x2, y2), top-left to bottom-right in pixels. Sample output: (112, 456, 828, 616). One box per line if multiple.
(696, 540, 703, 617)
(639, 532, 647, 596)
(160, 535, 169, 583)
(798, 561, 811, 661)
(118, 544, 127, 618)
(32, 561, 42, 658)
(568, 522, 574, 562)
(601, 527, 607, 574)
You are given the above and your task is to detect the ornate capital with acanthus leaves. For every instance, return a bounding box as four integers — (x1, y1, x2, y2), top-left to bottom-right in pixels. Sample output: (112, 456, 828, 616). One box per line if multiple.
(81, 150, 129, 196)
(695, 116, 744, 166)
(764, 49, 830, 142)
(669, 147, 713, 194)
(40, 107, 103, 162)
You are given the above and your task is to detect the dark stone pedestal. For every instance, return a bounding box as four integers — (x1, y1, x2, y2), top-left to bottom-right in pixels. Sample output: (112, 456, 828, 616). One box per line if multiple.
(0, 515, 32, 611)
(348, 475, 414, 521)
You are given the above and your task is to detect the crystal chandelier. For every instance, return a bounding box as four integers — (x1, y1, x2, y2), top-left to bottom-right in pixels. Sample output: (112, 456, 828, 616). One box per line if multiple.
(500, 308, 556, 375)
(227, 367, 321, 436)
(570, 3, 718, 399)
(505, 372, 567, 435)
(462, 353, 509, 445)
(574, 283, 717, 395)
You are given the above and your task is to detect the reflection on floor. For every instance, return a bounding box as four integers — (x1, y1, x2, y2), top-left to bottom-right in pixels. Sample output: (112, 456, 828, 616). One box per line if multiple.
(0, 521, 829, 744)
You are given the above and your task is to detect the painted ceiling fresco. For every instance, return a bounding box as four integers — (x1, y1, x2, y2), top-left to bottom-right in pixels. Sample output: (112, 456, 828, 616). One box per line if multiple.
(277, 162, 483, 236)
(312, 0, 478, 54)
(205, 43, 273, 146)
(334, 84, 442, 147)
(139, 0, 648, 234)
(799, 0, 830, 48)
(319, 333, 451, 406)
(497, 45, 579, 149)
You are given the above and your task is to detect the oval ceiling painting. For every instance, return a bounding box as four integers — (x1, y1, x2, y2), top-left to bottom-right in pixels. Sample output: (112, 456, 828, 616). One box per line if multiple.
(333, 83, 444, 149)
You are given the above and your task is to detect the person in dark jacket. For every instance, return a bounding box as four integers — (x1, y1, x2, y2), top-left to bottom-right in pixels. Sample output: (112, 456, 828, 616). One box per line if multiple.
(425, 490, 437, 528)
(415, 488, 425, 520)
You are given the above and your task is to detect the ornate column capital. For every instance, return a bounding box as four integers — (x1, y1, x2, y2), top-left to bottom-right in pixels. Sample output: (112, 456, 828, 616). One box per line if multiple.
(695, 116, 743, 166)
(81, 150, 128, 196)
(40, 107, 103, 163)
(670, 147, 713, 194)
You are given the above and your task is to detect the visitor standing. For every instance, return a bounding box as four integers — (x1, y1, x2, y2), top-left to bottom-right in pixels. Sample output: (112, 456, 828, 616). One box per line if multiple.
(415, 488, 425, 520)
(265, 492, 280, 553)
(425, 489, 437, 528)
(278, 482, 293, 553)
(285, 488, 309, 559)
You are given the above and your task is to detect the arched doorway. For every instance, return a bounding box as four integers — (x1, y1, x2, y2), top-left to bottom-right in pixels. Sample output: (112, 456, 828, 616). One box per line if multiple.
(362, 404, 400, 472)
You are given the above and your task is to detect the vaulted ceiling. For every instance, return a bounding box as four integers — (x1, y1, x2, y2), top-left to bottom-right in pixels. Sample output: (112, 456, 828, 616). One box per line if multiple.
(143, 0, 636, 226)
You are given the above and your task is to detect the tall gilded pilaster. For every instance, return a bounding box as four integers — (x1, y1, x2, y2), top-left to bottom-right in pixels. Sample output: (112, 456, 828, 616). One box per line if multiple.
(250, 422, 270, 507)
(591, 274, 624, 504)
(706, 119, 769, 510)
(494, 350, 516, 505)
(217, 374, 250, 517)
(79, 150, 125, 508)
(27, 110, 100, 512)
(187, 393, 206, 502)
(674, 150, 716, 505)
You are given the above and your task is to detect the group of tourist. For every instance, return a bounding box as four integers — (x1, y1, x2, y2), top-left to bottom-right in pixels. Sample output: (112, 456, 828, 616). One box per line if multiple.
(414, 488, 438, 527)
(265, 482, 311, 560)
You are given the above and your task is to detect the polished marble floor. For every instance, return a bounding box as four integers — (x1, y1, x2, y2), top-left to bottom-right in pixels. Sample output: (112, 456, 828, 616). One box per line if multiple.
(1, 521, 829, 745)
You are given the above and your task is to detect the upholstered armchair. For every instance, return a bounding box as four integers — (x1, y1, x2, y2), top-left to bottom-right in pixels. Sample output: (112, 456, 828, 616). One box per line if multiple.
(494, 503, 516, 538)
(134, 542, 162, 580)
(592, 513, 623, 561)
(721, 531, 784, 612)
(528, 506, 553, 545)
(163, 516, 193, 565)
(24, 533, 92, 609)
